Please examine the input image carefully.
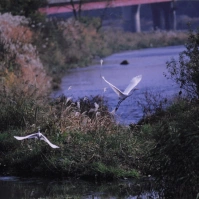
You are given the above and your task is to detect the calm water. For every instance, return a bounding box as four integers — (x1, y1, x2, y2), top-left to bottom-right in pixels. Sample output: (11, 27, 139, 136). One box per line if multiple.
(53, 45, 184, 124)
(0, 176, 161, 199)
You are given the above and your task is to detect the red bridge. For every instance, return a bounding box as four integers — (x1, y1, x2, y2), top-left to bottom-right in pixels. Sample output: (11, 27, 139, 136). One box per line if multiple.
(39, 0, 178, 32)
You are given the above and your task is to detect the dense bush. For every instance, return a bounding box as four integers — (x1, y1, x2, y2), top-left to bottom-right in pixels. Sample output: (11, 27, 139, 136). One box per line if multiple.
(166, 28, 199, 99)
(141, 98, 199, 198)
(136, 29, 199, 197)
(0, 13, 51, 95)
(0, 0, 47, 17)
(0, 12, 51, 131)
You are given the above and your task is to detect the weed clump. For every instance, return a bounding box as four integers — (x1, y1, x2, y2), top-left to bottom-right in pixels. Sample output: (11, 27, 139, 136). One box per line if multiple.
(0, 94, 142, 180)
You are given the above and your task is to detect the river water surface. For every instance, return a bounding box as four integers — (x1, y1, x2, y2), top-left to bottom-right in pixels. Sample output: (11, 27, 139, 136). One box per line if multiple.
(0, 176, 161, 199)
(53, 45, 184, 124)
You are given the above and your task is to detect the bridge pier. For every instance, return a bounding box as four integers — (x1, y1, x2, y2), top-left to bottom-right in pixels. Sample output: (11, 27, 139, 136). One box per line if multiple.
(151, 2, 176, 31)
(122, 5, 141, 32)
(171, 1, 177, 30)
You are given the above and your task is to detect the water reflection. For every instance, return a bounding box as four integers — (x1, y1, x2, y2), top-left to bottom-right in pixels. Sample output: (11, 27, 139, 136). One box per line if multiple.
(0, 176, 162, 199)
(53, 45, 184, 124)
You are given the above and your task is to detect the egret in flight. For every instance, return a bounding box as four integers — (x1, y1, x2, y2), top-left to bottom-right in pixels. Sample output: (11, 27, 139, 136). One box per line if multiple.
(102, 75, 142, 112)
(14, 130, 59, 149)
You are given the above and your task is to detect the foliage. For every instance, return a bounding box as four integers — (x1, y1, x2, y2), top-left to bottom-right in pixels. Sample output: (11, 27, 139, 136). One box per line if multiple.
(0, 13, 51, 96)
(0, 84, 41, 131)
(0, 93, 143, 180)
(0, 0, 47, 18)
(137, 90, 170, 124)
(166, 27, 199, 99)
(32, 16, 187, 89)
(141, 98, 199, 197)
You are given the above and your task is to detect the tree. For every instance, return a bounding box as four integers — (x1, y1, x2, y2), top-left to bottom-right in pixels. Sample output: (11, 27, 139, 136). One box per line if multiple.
(70, 0, 83, 20)
(166, 28, 199, 99)
(69, 0, 111, 22)
(0, 0, 47, 17)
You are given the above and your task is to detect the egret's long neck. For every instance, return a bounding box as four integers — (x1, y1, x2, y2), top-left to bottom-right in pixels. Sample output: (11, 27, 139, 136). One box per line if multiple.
(115, 98, 125, 112)
(129, 88, 138, 97)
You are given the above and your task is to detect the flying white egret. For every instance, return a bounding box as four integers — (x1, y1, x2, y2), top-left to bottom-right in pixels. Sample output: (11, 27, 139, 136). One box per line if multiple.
(14, 130, 59, 149)
(102, 75, 142, 112)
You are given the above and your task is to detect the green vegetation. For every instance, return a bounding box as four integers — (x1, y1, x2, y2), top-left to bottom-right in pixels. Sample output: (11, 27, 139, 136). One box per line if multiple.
(166, 27, 199, 98)
(137, 28, 199, 197)
(0, 0, 47, 18)
(0, 94, 142, 180)
(0, 10, 199, 198)
(142, 98, 199, 198)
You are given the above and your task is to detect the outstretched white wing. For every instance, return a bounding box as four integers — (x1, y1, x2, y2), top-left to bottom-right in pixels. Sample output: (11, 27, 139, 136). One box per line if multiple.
(123, 75, 142, 95)
(14, 133, 39, 140)
(14, 132, 59, 149)
(40, 133, 59, 149)
(102, 76, 126, 98)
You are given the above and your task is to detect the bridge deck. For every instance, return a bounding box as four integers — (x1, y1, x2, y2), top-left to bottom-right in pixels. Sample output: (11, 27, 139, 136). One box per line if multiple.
(40, 0, 173, 15)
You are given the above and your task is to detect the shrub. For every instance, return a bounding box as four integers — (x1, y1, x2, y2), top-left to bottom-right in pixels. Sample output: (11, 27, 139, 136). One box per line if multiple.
(141, 98, 199, 197)
(0, 13, 51, 96)
(137, 90, 170, 124)
(0, 13, 51, 131)
(166, 27, 199, 99)
(0, 0, 47, 18)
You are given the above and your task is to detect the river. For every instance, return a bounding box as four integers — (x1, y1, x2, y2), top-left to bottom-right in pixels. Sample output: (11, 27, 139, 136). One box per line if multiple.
(0, 176, 161, 199)
(53, 45, 184, 124)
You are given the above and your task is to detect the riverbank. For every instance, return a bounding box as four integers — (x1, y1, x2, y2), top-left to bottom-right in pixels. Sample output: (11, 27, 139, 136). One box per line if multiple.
(35, 18, 188, 89)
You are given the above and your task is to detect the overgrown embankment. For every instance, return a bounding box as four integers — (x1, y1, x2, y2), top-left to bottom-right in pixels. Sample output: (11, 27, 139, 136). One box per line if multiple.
(142, 98, 199, 198)
(33, 17, 188, 88)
